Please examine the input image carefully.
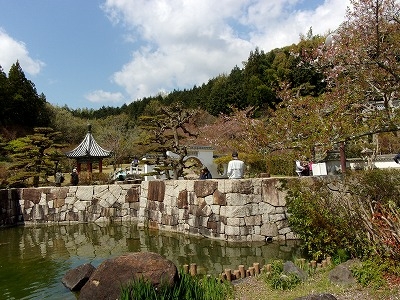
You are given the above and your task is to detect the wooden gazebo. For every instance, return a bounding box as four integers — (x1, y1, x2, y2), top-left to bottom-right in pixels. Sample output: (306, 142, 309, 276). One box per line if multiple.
(65, 124, 112, 173)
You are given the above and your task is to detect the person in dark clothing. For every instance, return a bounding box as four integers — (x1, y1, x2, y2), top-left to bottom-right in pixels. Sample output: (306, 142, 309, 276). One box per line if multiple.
(199, 167, 212, 179)
(70, 168, 79, 186)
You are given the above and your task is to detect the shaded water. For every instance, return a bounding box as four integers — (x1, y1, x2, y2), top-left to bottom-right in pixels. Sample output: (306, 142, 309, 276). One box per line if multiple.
(0, 223, 301, 299)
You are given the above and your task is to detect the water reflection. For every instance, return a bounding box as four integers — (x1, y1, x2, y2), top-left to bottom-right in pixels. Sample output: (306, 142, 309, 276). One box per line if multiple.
(0, 223, 301, 300)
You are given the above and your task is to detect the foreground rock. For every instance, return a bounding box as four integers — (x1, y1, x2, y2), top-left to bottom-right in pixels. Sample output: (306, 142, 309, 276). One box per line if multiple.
(78, 252, 179, 300)
(62, 263, 95, 291)
(283, 261, 307, 281)
(328, 259, 360, 285)
(295, 294, 337, 300)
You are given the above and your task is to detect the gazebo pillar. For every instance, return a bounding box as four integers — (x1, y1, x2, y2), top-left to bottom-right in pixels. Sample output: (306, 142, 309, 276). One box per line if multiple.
(77, 163, 81, 173)
(87, 162, 92, 173)
(99, 160, 103, 173)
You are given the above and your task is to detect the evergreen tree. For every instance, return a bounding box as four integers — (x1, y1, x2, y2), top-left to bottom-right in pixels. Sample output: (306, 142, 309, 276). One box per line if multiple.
(7, 61, 50, 127)
(6, 127, 67, 187)
(0, 66, 10, 126)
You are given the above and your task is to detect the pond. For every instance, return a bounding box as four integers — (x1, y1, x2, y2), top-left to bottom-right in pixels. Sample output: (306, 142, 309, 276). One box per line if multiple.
(0, 223, 301, 299)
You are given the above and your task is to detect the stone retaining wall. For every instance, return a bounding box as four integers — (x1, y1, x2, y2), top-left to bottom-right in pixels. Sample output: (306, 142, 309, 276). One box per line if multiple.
(0, 178, 298, 242)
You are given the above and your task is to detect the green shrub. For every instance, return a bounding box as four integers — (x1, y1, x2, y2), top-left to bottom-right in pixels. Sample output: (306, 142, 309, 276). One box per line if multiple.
(351, 258, 388, 288)
(283, 169, 400, 264)
(266, 151, 297, 176)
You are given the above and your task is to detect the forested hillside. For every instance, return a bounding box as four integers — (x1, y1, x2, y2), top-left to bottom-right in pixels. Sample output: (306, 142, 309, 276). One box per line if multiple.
(1, 0, 400, 187)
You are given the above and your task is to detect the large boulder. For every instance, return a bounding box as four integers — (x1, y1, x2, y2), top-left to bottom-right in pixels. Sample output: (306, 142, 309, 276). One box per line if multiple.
(79, 252, 179, 300)
(62, 263, 95, 291)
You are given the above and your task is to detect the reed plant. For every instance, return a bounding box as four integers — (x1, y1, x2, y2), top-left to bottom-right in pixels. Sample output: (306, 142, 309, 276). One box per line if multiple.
(120, 269, 233, 300)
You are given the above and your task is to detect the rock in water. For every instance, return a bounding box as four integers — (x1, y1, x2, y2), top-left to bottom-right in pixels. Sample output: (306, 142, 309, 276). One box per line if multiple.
(79, 252, 179, 300)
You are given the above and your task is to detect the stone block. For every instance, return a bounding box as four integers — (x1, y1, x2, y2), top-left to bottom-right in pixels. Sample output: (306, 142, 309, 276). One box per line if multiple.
(225, 225, 240, 236)
(260, 223, 279, 237)
(244, 215, 262, 226)
(76, 186, 94, 201)
(74, 201, 90, 211)
(204, 195, 213, 205)
(269, 213, 286, 222)
(201, 204, 213, 217)
(261, 179, 287, 206)
(285, 231, 300, 240)
(147, 181, 165, 202)
(54, 198, 65, 208)
(177, 190, 188, 209)
(224, 205, 250, 218)
(248, 203, 260, 215)
(50, 187, 69, 200)
(93, 185, 108, 194)
(259, 202, 276, 214)
(278, 227, 292, 235)
(210, 204, 220, 214)
(226, 217, 244, 226)
(251, 234, 265, 242)
(194, 180, 217, 197)
(226, 193, 245, 206)
(231, 180, 254, 194)
(212, 190, 226, 205)
(48, 200, 54, 209)
(125, 186, 140, 203)
(22, 188, 42, 204)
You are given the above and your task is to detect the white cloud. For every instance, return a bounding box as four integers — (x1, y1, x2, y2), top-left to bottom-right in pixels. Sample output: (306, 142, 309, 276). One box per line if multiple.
(0, 28, 44, 75)
(85, 90, 125, 104)
(102, 0, 350, 102)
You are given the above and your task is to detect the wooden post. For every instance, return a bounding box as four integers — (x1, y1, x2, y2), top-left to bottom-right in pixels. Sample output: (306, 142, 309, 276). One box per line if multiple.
(265, 264, 272, 272)
(311, 260, 317, 269)
(183, 264, 189, 274)
(190, 263, 197, 276)
(225, 269, 232, 281)
(234, 270, 241, 280)
(249, 267, 255, 276)
(239, 265, 246, 278)
(326, 256, 332, 265)
(253, 262, 260, 275)
(99, 159, 103, 173)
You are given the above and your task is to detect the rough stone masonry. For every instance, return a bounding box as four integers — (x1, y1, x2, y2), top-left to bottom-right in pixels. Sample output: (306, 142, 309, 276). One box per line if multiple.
(0, 177, 299, 242)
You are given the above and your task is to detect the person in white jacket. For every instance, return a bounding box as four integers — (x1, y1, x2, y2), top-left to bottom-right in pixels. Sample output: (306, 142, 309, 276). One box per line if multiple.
(227, 151, 245, 179)
(295, 160, 305, 176)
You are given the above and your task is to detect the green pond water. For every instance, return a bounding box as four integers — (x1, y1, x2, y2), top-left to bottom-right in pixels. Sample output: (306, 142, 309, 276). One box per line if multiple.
(0, 223, 301, 299)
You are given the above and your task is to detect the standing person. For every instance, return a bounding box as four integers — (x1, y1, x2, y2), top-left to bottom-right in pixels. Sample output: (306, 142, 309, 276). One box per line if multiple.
(70, 168, 79, 186)
(199, 167, 212, 179)
(227, 151, 245, 179)
(295, 160, 304, 176)
(55, 170, 64, 187)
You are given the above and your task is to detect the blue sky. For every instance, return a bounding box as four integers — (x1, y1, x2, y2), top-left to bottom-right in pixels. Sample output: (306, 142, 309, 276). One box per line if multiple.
(0, 0, 350, 109)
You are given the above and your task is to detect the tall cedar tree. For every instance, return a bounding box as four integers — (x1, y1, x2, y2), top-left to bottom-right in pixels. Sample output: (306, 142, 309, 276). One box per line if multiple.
(2, 61, 50, 128)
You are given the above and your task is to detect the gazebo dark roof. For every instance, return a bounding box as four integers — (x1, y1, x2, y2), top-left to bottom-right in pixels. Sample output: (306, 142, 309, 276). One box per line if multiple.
(65, 125, 111, 158)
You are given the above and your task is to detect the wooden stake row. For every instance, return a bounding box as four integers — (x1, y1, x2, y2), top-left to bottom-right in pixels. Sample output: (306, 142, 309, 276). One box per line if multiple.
(182, 256, 332, 281)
